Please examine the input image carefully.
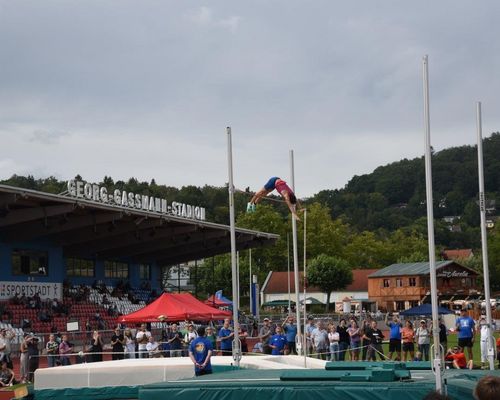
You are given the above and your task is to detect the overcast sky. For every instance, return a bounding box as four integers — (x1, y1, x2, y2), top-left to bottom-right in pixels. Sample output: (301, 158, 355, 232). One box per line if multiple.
(1, 1, 499, 197)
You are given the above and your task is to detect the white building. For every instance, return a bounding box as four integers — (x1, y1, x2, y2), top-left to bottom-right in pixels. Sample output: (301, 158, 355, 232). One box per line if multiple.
(261, 269, 378, 312)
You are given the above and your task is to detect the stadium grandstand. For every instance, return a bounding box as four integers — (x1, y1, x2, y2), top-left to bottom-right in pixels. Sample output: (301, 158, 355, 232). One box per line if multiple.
(0, 181, 278, 355)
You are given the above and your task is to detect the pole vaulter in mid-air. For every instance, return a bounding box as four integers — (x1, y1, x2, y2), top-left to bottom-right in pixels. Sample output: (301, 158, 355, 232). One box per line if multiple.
(246, 176, 301, 220)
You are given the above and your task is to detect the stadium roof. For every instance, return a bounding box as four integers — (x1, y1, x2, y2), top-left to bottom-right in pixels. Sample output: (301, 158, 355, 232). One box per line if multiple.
(367, 261, 479, 278)
(0, 184, 278, 265)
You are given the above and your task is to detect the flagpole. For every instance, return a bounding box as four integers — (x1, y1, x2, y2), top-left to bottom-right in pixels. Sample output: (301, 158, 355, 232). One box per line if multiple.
(290, 149, 302, 356)
(422, 55, 443, 393)
(226, 126, 241, 366)
(476, 101, 495, 370)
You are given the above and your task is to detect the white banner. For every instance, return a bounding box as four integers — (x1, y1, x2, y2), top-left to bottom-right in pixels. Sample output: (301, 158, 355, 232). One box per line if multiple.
(0, 281, 62, 300)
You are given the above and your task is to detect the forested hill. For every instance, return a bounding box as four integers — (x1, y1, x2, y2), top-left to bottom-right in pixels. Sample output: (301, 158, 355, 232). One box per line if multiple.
(311, 132, 500, 239)
(1, 132, 500, 250)
(2, 133, 500, 291)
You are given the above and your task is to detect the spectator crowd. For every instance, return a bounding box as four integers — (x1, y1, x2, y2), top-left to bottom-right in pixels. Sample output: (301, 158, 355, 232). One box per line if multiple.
(1, 288, 500, 389)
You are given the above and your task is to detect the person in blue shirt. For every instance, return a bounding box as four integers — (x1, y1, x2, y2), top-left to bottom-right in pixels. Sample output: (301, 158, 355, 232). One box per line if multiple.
(189, 327, 213, 376)
(455, 308, 475, 362)
(218, 319, 234, 356)
(269, 325, 288, 355)
(385, 313, 402, 361)
(282, 316, 298, 355)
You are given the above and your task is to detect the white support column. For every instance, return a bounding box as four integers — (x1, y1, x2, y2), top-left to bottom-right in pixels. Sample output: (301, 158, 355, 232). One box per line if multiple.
(422, 56, 443, 393)
(476, 102, 495, 370)
(226, 127, 241, 366)
(290, 149, 302, 356)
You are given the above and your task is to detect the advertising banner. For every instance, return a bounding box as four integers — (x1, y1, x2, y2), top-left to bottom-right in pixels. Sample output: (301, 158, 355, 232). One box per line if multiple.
(0, 281, 62, 300)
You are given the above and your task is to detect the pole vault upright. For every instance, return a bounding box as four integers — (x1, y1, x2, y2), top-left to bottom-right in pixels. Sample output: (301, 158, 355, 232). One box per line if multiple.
(303, 207, 307, 367)
(476, 102, 495, 370)
(290, 149, 303, 356)
(226, 127, 241, 366)
(422, 56, 443, 393)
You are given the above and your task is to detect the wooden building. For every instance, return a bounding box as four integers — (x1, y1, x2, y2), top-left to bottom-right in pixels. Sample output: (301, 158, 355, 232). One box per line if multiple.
(368, 261, 480, 312)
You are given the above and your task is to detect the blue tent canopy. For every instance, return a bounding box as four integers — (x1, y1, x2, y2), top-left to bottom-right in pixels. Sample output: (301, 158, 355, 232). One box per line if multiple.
(400, 304, 453, 316)
(214, 290, 233, 305)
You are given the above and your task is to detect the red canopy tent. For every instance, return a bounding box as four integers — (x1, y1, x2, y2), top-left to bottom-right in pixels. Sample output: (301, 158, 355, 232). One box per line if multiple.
(204, 295, 230, 307)
(119, 292, 231, 323)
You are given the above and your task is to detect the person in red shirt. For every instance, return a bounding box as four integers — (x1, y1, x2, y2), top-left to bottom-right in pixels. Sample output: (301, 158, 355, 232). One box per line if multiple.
(445, 346, 473, 369)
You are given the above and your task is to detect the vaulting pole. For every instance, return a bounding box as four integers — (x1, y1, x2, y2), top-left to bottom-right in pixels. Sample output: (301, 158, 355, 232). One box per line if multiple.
(422, 55, 443, 393)
(226, 127, 241, 366)
(476, 102, 495, 370)
(290, 150, 302, 356)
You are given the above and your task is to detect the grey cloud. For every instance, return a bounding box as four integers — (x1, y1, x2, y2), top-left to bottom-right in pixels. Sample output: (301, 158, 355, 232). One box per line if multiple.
(30, 129, 70, 145)
(0, 1, 499, 196)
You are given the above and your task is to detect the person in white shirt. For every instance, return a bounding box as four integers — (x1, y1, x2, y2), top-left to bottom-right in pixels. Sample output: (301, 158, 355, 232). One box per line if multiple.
(146, 336, 161, 358)
(415, 320, 430, 361)
(311, 321, 329, 360)
(123, 329, 136, 359)
(184, 324, 198, 346)
(328, 324, 340, 361)
(477, 316, 494, 369)
(0, 328, 14, 369)
(135, 324, 152, 358)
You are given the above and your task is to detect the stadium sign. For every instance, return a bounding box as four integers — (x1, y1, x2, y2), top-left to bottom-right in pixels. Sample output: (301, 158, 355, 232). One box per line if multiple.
(67, 179, 206, 221)
(0, 281, 62, 300)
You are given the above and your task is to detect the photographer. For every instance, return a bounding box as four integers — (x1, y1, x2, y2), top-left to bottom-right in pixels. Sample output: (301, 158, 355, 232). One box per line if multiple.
(90, 330, 104, 362)
(46, 334, 59, 368)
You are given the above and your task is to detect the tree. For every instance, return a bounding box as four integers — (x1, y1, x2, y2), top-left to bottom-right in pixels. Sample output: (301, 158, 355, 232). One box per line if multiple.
(488, 224, 500, 290)
(343, 231, 389, 268)
(236, 203, 288, 271)
(307, 254, 352, 312)
(195, 255, 233, 297)
(298, 202, 350, 260)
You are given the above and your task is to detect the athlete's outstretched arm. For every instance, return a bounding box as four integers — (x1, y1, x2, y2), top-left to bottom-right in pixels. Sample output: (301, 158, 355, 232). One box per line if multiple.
(281, 191, 300, 221)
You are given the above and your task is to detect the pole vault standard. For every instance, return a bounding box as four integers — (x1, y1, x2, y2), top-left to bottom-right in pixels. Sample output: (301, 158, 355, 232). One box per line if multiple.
(226, 127, 241, 366)
(290, 149, 303, 356)
(287, 233, 291, 313)
(249, 248, 253, 316)
(303, 207, 307, 367)
(422, 55, 443, 393)
(476, 102, 495, 370)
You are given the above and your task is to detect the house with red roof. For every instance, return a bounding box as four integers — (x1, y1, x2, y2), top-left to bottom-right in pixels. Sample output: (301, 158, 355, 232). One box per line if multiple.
(441, 249, 474, 260)
(260, 269, 379, 312)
